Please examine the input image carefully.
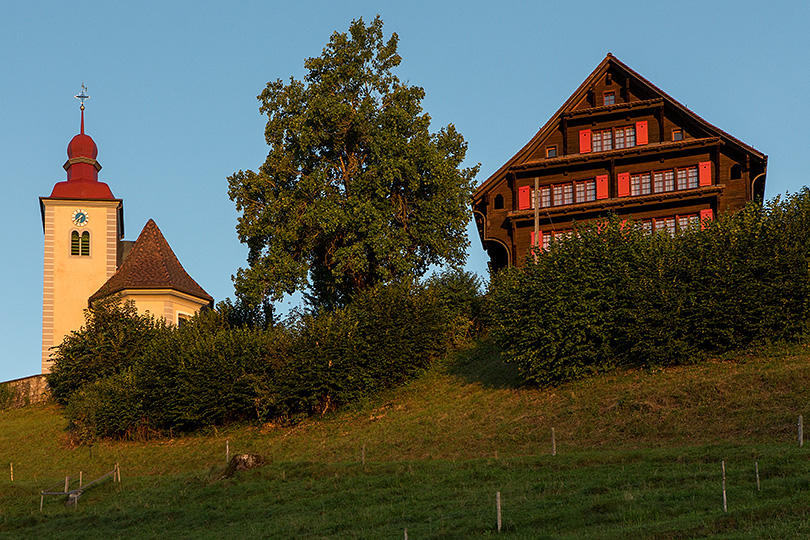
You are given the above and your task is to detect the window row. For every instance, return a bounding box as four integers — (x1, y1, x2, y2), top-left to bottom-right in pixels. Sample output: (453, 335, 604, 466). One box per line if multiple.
(528, 209, 714, 250)
(618, 162, 711, 197)
(71, 231, 90, 256)
(580, 121, 648, 153)
(518, 176, 609, 210)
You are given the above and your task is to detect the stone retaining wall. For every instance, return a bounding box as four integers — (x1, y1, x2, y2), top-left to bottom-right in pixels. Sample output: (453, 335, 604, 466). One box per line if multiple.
(1, 375, 49, 409)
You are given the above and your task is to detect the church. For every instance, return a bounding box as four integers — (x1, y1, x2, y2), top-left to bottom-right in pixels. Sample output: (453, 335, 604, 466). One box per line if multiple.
(39, 94, 213, 374)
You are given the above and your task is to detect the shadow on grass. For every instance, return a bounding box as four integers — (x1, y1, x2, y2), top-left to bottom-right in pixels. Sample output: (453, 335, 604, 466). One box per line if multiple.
(447, 339, 523, 390)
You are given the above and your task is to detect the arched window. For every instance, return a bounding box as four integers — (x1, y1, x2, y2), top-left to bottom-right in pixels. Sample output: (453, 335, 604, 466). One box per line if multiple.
(71, 231, 90, 256)
(730, 164, 742, 181)
(494, 194, 504, 210)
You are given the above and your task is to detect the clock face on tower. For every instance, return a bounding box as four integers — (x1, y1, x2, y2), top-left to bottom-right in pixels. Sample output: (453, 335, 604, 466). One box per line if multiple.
(72, 209, 89, 227)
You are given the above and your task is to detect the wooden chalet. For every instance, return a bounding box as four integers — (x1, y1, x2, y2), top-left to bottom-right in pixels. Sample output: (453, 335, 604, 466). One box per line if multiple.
(472, 54, 768, 270)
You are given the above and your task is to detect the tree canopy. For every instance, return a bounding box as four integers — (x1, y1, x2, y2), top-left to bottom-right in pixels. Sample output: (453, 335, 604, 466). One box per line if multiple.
(228, 16, 478, 308)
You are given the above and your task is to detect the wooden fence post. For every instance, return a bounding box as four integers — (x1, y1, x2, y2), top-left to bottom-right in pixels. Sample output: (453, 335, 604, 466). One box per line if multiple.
(799, 415, 804, 448)
(9, 463, 12, 482)
(64, 475, 69, 494)
(755, 461, 760, 492)
(552, 428, 556, 456)
(496, 491, 502, 532)
(722, 461, 727, 513)
(226, 440, 230, 465)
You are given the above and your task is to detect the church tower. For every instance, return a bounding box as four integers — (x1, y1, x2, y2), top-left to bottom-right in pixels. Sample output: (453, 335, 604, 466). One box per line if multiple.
(40, 90, 124, 374)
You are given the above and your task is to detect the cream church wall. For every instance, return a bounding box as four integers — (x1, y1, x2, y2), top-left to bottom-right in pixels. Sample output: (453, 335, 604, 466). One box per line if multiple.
(41, 198, 121, 374)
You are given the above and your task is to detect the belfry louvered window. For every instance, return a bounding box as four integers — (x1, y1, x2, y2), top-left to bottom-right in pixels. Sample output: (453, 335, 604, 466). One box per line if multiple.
(71, 231, 90, 256)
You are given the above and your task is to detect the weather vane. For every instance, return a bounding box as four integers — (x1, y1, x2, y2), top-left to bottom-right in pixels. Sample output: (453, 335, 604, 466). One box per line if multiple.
(75, 83, 90, 110)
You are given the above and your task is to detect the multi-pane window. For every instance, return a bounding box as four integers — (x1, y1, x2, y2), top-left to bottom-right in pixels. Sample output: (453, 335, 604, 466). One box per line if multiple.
(562, 184, 573, 205)
(664, 170, 675, 192)
(653, 171, 665, 193)
(614, 126, 636, 149)
(641, 214, 700, 236)
(592, 129, 613, 152)
(676, 167, 698, 190)
(534, 180, 595, 209)
(656, 217, 676, 235)
(631, 173, 652, 196)
(652, 166, 699, 193)
(592, 126, 636, 152)
(539, 186, 551, 208)
(603, 91, 615, 106)
(678, 214, 700, 230)
(71, 231, 90, 256)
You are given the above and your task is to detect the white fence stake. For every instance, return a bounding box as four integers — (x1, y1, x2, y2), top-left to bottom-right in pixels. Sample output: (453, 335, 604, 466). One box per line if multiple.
(226, 440, 230, 464)
(799, 415, 804, 448)
(64, 475, 69, 494)
(496, 491, 502, 532)
(79, 471, 83, 488)
(722, 461, 728, 513)
(404, 527, 408, 540)
(755, 461, 760, 491)
(552, 428, 556, 456)
(9, 463, 12, 482)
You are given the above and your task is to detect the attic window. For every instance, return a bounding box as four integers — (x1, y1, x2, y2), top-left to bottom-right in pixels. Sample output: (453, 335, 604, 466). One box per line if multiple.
(603, 91, 615, 106)
(672, 129, 684, 141)
(493, 194, 504, 209)
(546, 146, 557, 158)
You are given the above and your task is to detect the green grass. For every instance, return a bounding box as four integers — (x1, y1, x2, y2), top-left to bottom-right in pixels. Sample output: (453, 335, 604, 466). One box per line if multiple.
(2, 340, 810, 538)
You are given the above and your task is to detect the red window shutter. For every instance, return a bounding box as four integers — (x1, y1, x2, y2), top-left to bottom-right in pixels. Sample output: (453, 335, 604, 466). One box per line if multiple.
(621, 219, 627, 230)
(699, 161, 712, 186)
(530, 230, 542, 247)
(617, 172, 630, 197)
(596, 174, 609, 200)
(579, 129, 592, 153)
(636, 121, 648, 145)
(518, 186, 531, 210)
(700, 208, 714, 229)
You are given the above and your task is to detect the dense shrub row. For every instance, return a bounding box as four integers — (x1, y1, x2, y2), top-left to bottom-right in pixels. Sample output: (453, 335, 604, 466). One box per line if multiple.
(48, 270, 481, 439)
(488, 189, 810, 386)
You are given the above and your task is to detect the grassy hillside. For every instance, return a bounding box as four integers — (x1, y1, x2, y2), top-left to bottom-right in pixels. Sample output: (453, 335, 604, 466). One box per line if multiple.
(2, 341, 810, 538)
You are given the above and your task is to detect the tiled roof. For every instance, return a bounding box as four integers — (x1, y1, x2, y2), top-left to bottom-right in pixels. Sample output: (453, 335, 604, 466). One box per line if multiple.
(89, 219, 213, 304)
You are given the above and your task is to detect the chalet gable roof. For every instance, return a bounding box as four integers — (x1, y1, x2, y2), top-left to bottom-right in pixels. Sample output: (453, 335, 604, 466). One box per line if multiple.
(89, 219, 213, 305)
(474, 53, 766, 200)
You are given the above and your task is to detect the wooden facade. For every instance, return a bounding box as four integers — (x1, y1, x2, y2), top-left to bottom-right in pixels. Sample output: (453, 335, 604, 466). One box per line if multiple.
(472, 54, 768, 270)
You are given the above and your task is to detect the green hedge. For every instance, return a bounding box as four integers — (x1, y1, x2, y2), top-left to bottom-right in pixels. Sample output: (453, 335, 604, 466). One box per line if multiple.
(488, 189, 810, 386)
(54, 271, 479, 439)
(47, 297, 166, 406)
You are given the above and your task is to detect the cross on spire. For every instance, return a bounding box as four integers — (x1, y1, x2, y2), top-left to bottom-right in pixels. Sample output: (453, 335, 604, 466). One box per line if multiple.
(75, 83, 90, 134)
(75, 83, 90, 110)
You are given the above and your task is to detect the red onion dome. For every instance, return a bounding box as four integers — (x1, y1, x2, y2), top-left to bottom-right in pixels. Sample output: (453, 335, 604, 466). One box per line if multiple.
(67, 132, 98, 160)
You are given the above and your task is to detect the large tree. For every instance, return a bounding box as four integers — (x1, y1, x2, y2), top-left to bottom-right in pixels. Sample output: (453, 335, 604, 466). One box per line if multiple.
(228, 16, 478, 308)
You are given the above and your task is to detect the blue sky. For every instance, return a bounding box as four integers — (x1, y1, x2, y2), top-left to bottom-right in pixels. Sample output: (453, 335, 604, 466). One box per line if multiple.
(2, 1, 808, 381)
